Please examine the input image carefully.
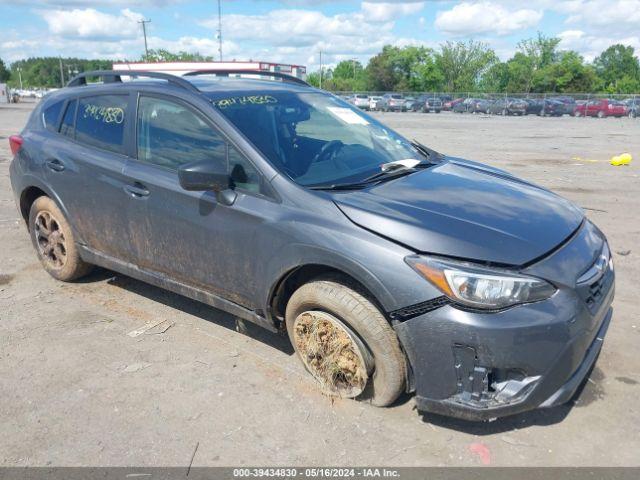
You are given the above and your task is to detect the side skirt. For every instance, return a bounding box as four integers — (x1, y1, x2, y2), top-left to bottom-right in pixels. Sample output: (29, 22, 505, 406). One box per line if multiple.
(78, 245, 278, 333)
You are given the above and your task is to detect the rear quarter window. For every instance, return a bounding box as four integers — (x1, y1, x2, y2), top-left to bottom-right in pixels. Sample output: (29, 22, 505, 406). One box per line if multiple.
(76, 95, 128, 154)
(43, 101, 64, 132)
(60, 99, 77, 138)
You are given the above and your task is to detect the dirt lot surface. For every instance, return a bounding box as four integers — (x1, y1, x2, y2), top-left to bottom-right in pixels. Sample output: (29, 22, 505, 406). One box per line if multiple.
(1, 102, 639, 467)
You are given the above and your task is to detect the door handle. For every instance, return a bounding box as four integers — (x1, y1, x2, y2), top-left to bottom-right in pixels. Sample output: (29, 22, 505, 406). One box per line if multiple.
(124, 182, 150, 198)
(45, 159, 65, 172)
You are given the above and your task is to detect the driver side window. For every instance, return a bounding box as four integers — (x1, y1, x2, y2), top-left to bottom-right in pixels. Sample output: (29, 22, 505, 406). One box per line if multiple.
(137, 95, 264, 195)
(137, 96, 226, 170)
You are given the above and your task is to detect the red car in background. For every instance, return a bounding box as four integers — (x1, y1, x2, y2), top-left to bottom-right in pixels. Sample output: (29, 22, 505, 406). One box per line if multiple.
(443, 98, 465, 111)
(573, 99, 628, 118)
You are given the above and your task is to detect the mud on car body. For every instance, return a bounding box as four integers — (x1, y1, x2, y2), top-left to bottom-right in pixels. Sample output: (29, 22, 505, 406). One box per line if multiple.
(9, 70, 614, 421)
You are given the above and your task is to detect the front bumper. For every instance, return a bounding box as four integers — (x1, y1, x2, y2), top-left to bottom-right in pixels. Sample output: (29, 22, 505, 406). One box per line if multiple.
(393, 223, 615, 421)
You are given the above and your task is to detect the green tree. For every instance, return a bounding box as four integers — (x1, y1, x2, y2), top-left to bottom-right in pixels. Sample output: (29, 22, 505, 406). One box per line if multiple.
(366, 46, 402, 91)
(479, 61, 509, 92)
(534, 51, 597, 93)
(508, 33, 560, 93)
(9, 57, 114, 88)
(594, 44, 640, 93)
(436, 40, 497, 92)
(364, 45, 444, 92)
(143, 49, 213, 62)
(0, 58, 10, 82)
(330, 60, 368, 91)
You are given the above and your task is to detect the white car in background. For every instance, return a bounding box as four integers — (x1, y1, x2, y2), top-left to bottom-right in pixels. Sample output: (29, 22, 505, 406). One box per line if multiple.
(369, 96, 383, 111)
(351, 94, 370, 109)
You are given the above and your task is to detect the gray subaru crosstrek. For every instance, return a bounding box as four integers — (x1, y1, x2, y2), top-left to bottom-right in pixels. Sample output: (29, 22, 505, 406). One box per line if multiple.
(9, 70, 614, 421)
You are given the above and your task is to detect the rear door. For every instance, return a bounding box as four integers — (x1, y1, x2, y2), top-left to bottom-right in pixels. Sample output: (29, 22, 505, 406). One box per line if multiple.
(41, 92, 136, 262)
(122, 93, 277, 308)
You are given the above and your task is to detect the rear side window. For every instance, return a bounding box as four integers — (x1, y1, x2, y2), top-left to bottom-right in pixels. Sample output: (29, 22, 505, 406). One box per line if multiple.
(60, 99, 77, 138)
(137, 96, 225, 170)
(76, 95, 128, 154)
(43, 101, 64, 132)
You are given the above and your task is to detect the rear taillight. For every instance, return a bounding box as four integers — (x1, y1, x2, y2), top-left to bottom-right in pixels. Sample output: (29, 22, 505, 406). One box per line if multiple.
(9, 135, 23, 156)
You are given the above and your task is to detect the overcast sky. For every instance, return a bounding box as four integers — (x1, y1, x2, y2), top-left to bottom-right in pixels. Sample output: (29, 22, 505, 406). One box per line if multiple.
(1, 1, 639, 68)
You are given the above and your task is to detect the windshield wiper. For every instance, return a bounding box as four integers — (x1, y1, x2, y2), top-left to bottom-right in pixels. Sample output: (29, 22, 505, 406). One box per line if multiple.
(310, 160, 428, 191)
(308, 182, 371, 191)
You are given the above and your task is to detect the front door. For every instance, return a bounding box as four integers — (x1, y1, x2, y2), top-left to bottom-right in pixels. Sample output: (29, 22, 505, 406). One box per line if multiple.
(123, 94, 275, 309)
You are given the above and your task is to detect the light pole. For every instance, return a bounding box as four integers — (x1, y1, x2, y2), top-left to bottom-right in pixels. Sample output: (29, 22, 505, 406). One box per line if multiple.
(319, 50, 323, 89)
(17, 67, 23, 90)
(138, 19, 151, 60)
(216, 0, 223, 61)
(59, 57, 64, 87)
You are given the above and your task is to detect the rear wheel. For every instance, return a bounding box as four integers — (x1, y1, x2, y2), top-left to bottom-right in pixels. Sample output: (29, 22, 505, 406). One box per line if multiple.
(28, 196, 93, 281)
(574, 110, 582, 117)
(597, 110, 605, 118)
(286, 278, 406, 406)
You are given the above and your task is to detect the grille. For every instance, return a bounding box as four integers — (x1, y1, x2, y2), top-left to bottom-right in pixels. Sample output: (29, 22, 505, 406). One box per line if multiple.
(585, 275, 607, 311)
(577, 242, 613, 314)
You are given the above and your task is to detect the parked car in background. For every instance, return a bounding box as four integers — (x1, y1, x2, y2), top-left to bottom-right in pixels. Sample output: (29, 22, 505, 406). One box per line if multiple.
(369, 96, 383, 111)
(574, 99, 628, 118)
(626, 98, 639, 118)
(452, 98, 480, 113)
(403, 97, 416, 112)
(549, 96, 577, 116)
(409, 95, 442, 113)
(523, 99, 544, 115)
(379, 93, 404, 112)
(473, 99, 491, 114)
(351, 94, 370, 110)
(488, 98, 527, 116)
(539, 99, 565, 117)
(443, 97, 464, 111)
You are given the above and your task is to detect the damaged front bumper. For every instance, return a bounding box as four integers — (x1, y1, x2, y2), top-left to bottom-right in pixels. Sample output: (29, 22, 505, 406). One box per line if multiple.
(394, 228, 615, 421)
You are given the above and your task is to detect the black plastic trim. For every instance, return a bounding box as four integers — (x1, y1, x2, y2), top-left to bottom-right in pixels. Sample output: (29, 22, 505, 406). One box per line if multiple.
(389, 296, 450, 322)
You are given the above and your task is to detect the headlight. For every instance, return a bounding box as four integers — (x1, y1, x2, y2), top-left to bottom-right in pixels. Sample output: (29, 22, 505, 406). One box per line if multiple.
(405, 255, 557, 310)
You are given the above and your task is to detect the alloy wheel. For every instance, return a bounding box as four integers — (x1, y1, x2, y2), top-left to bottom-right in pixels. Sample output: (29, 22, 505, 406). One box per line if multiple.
(34, 210, 67, 269)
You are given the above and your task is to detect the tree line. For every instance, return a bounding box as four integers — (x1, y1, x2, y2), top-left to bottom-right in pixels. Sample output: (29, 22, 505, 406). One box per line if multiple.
(1, 35, 639, 94)
(0, 49, 212, 88)
(307, 35, 640, 94)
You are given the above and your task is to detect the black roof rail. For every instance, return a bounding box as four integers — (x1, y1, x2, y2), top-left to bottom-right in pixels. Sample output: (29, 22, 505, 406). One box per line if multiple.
(66, 70, 200, 93)
(183, 69, 310, 87)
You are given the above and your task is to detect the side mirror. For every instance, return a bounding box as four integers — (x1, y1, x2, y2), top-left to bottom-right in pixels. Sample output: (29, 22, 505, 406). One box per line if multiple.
(178, 158, 229, 192)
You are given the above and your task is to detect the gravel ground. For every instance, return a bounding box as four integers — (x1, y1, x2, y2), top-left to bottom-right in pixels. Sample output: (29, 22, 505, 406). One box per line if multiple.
(1, 102, 639, 467)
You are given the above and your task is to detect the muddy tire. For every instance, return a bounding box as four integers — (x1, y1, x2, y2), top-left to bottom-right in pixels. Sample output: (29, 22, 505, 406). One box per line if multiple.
(285, 278, 406, 407)
(28, 196, 93, 281)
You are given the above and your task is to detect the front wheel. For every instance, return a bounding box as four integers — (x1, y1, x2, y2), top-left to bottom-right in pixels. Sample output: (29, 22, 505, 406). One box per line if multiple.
(286, 278, 406, 406)
(29, 196, 93, 281)
(597, 110, 605, 118)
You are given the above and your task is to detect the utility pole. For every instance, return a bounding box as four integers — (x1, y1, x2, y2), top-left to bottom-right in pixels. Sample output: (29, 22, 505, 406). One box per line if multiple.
(17, 67, 23, 89)
(138, 19, 151, 60)
(352, 58, 357, 78)
(59, 57, 64, 87)
(319, 50, 323, 89)
(216, 0, 223, 61)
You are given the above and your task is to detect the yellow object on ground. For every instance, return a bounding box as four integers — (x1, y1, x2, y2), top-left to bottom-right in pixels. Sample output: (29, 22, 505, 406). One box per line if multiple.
(611, 153, 632, 166)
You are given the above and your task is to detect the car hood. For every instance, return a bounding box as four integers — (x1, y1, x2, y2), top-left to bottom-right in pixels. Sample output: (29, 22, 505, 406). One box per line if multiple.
(333, 159, 584, 265)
